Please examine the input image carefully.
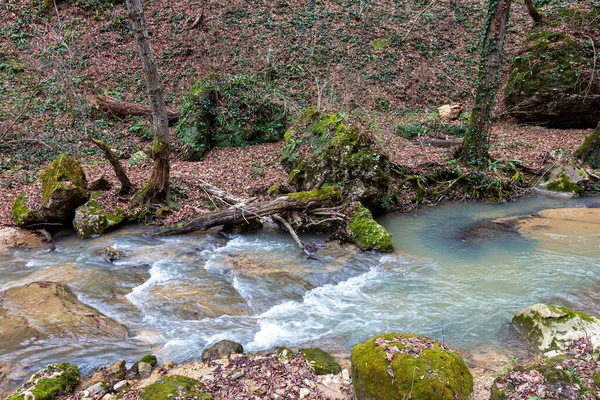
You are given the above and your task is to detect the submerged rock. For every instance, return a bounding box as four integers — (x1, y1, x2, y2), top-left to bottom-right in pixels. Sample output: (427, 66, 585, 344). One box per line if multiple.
(201, 340, 244, 362)
(299, 348, 341, 375)
(281, 109, 391, 211)
(457, 219, 520, 243)
(512, 304, 600, 353)
(0, 227, 51, 253)
(504, 8, 600, 127)
(0, 282, 128, 356)
(6, 363, 79, 400)
(95, 246, 124, 263)
(140, 375, 211, 400)
(351, 333, 473, 400)
(346, 202, 393, 252)
(73, 193, 123, 238)
(12, 154, 89, 226)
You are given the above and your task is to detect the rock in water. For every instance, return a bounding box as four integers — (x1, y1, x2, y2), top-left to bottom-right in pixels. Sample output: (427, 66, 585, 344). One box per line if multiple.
(281, 109, 391, 211)
(0, 227, 51, 253)
(73, 193, 123, 238)
(0, 282, 129, 355)
(299, 348, 341, 375)
(351, 333, 473, 399)
(12, 154, 89, 226)
(201, 340, 243, 362)
(504, 8, 600, 127)
(6, 363, 79, 400)
(512, 304, 600, 353)
(346, 202, 393, 252)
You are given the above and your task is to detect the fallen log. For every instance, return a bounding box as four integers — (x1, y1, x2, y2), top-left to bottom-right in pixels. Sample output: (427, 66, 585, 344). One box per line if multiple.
(152, 186, 342, 237)
(87, 94, 180, 125)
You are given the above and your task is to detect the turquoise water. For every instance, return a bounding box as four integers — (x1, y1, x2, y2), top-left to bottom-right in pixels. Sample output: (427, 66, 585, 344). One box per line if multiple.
(1, 194, 600, 392)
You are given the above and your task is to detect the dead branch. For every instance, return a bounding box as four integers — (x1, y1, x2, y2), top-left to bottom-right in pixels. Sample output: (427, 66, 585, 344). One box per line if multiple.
(86, 94, 180, 126)
(272, 214, 314, 258)
(90, 137, 134, 195)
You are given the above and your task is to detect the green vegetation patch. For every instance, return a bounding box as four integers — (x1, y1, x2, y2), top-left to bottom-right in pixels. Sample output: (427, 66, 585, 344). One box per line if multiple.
(299, 348, 341, 375)
(7, 363, 79, 400)
(347, 202, 393, 252)
(140, 375, 211, 400)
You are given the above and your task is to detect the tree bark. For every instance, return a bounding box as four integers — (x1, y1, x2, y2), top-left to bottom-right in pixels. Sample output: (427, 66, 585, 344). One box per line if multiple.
(87, 94, 180, 125)
(460, 0, 512, 166)
(90, 137, 134, 195)
(523, 0, 545, 23)
(125, 0, 171, 206)
(574, 122, 600, 168)
(152, 189, 342, 237)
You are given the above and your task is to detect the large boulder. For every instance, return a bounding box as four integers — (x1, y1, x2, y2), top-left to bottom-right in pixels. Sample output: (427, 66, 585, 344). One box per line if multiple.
(512, 304, 600, 353)
(0, 281, 128, 356)
(504, 8, 600, 127)
(73, 193, 123, 238)
(346, 202, 393, 252)
(281, 109, 391, 211)
(0, 227, 51, 253)
(6, 363, 79, 400)
(176, 74, 288, 160)
(351, 333, 473, 400)
(12, 154, 89, 226)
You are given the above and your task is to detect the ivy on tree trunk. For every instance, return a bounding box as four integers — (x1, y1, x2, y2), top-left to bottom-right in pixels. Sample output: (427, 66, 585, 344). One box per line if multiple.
(460, 0, 512, 166)
(125, 0, 170, 206)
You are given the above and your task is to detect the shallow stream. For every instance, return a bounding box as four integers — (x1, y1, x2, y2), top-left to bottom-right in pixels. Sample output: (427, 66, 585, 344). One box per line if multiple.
(2, 194, 600, 391)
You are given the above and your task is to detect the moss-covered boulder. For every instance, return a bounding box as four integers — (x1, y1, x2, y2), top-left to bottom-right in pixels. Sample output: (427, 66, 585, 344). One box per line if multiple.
(504, 8, 600, 127)
(127, 354, 158, 379)
(351, 333, 473, 400)
(201, 340, 244, 362)
(281, 109, 391, 211)
(299, 348, 341, 375)
(6, 363, 79, 400)
(575, 122, 600, 168)
(540, 165, 587, 197)
(176, 74, 288, 160)
(140, 375, 211, 400)
(12, 154, 89, 226)
(512, 304, 600, 353)
(72, 193, 123, 238)
(346, 202, 393, 252)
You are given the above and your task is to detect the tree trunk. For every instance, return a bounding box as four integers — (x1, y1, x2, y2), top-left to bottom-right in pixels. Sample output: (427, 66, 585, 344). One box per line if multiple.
(87, 94, 180, 125)
(460, 0, 512, 166)
(523, 0, 545, 23)
(125, 0, 171, 206)
(574, 122, 600, 168)
(90, 137, 134, 195)
(152, 188, 342, 237)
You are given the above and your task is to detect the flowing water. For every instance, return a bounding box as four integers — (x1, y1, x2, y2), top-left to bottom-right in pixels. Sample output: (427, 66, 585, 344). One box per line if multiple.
(2, 194, 600, 392)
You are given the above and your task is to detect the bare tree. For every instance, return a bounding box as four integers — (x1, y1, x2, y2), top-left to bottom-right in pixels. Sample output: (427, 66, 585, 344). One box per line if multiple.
(460, 0, 512, 166)
(125, 0, 170, 206)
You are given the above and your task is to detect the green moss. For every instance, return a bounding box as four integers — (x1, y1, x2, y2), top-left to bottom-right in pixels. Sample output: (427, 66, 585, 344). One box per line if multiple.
(277, 346, 293, 363)
(7, 363, 79, 400)
(285, 186, 341, 205)
(73, 194, 124, 238)
(140, 375, 211, 400)
(299, 348, 341, 375)
(130, 355, 158, 375)
(40, 154, 87, 203)
(352, 334, 473, 400)
(545, 173, 584, 195)
(347, 203, 393, 252)
(11, 191, 30, 226)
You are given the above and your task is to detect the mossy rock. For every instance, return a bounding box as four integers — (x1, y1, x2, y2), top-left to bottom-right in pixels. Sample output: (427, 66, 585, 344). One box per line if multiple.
(347, 202, 393, 252)
(504, 8, 600, 128)
(95, 246, 123, 262)
(12, 154, 89, 226)
(201, 340, 244, 362)
(277, 346, 293, 364)
(541, 165, 587, 197)
(176, 73, 288, 160)
(6, 363, 79, 400)
(299, 348, 341, 375)
(72, 193, 124, 238)
(512, 304, 600, 352)
(139, 375, 211, 400)
(281, 109, 391, 211)
(128, 354, 158, 378)
(575, 121, 600, 169)
(351, 333, 473, 400)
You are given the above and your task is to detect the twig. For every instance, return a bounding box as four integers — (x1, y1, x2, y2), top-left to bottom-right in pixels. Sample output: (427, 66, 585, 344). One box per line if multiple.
(583, 35, 597, 100)
(272, 214, 316, 259)
(2, 138, 54, 149)
(399, 0, 439, 44)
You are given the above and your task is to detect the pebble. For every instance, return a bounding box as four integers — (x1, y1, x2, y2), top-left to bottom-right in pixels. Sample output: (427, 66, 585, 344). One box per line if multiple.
(113, 380, 128, 392)
(299, 388, 311, 399)
(342, 368, 350, 381)
(138, 361, 152, 379)
(230, 370, 245, 380)
(86, 382, 107, 397)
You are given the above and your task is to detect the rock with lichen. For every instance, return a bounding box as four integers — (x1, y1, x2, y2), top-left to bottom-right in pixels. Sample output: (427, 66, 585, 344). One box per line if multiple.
(73, 193, 123, 238)
(12, 154, 89, 226)
(281, 109, 391, 211)
(299, 348, 341, 375)
(504, 8, 600, 128)
(346, 202, 393, 252)
(5, 363, 79, 400)
(351, 333, 473, 400)
(540, 164, 588, 197)
(512, 304, 600, 353)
